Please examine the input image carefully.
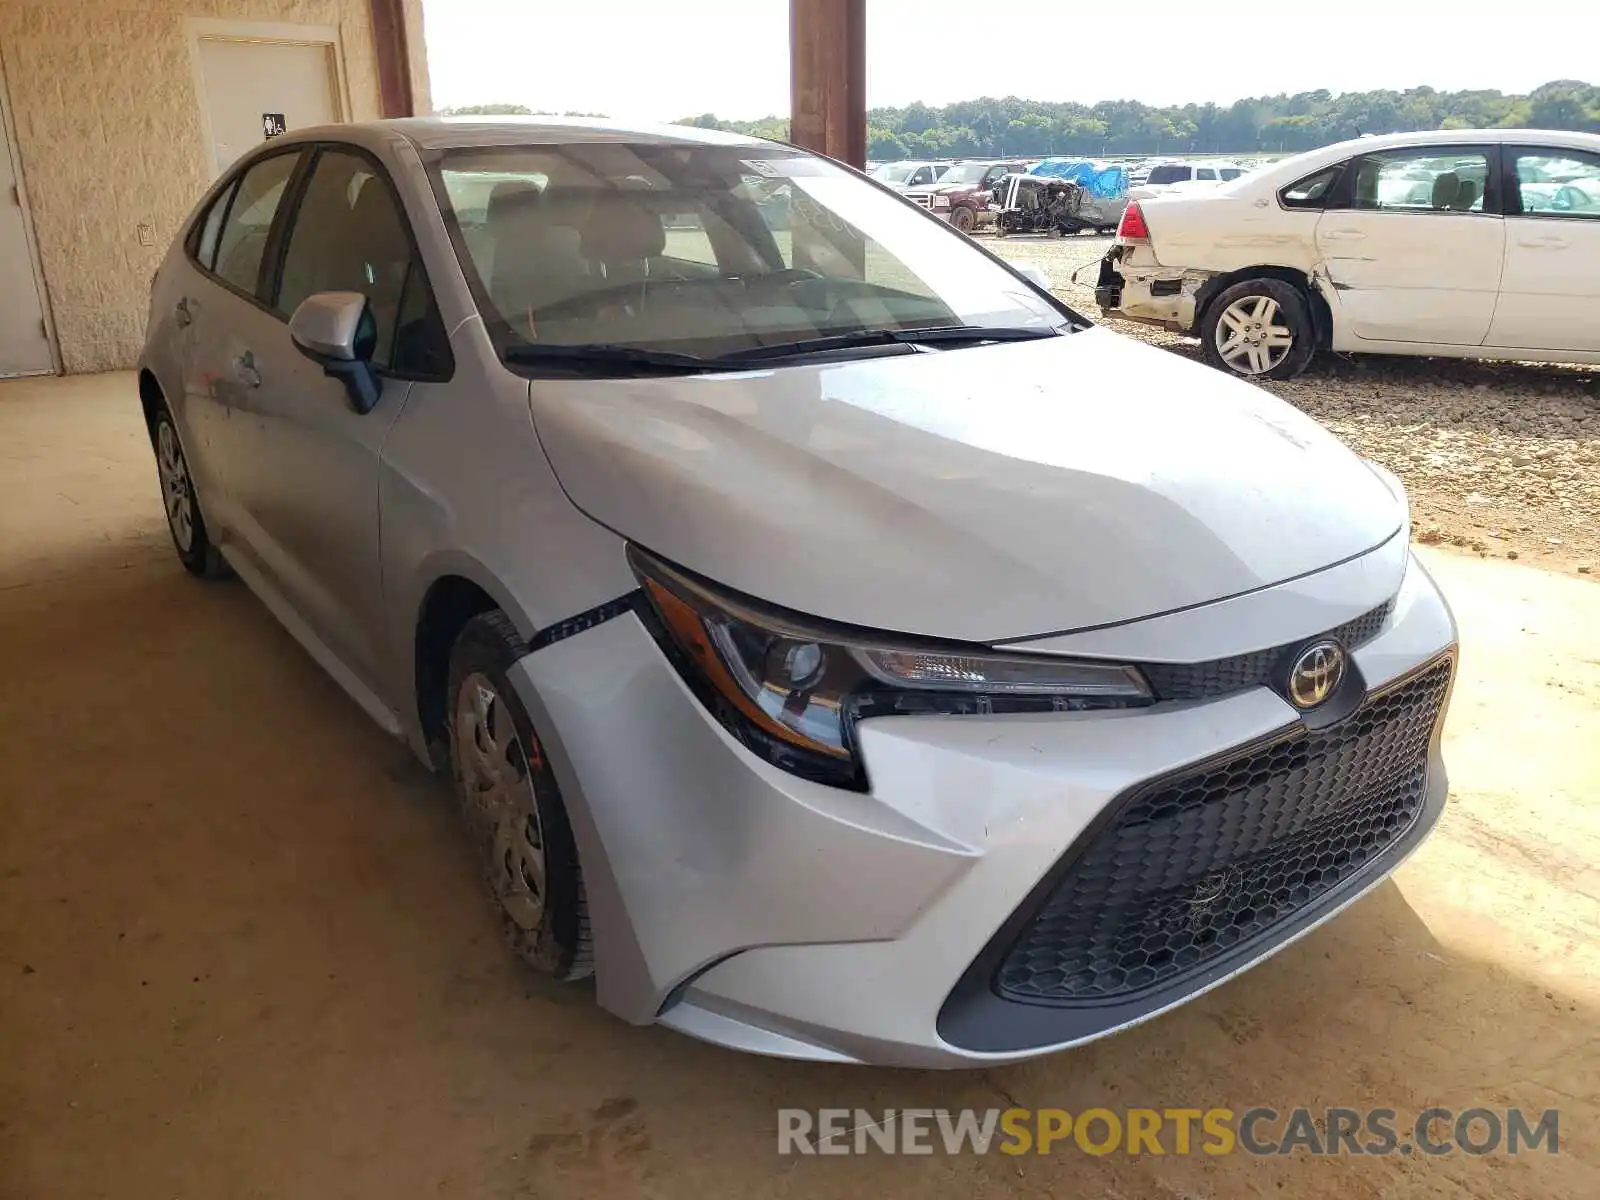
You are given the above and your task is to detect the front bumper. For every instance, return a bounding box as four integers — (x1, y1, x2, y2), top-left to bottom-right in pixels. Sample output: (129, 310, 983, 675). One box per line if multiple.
(508, 552, 1457, 1067)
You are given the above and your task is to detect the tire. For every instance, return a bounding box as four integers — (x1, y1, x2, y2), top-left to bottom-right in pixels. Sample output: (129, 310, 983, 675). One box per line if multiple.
(150, 402, 230, 578)
(1200, 278, 1317, 381)
(447, 610, 592, 981)
(949, 205, 975, 233)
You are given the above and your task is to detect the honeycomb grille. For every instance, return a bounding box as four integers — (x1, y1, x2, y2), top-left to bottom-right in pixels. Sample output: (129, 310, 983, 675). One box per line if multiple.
(995, 659, 1452, 1005)
(1140, 599, 1394, 702)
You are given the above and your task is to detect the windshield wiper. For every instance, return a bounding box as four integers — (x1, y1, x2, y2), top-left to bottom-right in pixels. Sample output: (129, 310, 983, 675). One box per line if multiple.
(504, 342, 723, 375)
(712, 325, 1062, 364)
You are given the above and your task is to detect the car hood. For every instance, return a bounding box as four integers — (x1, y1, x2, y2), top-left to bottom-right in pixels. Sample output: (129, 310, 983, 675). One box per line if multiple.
(525, 329, 1403, 644)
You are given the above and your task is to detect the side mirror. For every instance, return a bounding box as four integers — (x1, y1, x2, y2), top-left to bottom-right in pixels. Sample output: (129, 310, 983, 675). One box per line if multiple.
(289, 291, 383, 414)
(1013, 261, 1053, 291)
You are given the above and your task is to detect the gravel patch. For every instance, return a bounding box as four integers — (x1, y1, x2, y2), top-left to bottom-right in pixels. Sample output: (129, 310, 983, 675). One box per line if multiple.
(986, 232, 1600, 575)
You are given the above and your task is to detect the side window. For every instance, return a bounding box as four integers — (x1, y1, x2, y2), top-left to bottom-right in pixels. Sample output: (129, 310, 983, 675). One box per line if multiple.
(1512, 149, 1600, 218)
(911, 167, 932, 186)
(1219, 168, 1243, 181)
(193, 179, 238, 270)
(276, 149, 415, 369)
(211, 152, 300, 296)
(1196, 168, 1217, 181)
(1279, 164, 1343, 209)
(1350, 148, 1491, 213)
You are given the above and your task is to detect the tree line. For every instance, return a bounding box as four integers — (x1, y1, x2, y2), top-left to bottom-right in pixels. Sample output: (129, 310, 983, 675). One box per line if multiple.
(439, 81, 1600, 159)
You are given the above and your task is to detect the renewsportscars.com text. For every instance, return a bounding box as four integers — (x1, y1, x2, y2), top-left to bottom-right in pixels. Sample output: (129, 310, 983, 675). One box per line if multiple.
(777, 1107, 1559, 1157)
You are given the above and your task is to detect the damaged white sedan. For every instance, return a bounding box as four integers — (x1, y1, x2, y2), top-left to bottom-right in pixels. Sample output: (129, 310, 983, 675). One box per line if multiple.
(1096, 128, 1600, 379)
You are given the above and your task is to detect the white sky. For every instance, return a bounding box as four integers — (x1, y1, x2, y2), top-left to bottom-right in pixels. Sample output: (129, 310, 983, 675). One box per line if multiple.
(422, 1, 1595, 120)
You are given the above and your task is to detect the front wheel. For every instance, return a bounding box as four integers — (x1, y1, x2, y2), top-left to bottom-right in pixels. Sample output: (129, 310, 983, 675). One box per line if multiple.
(949, 205, 975, 233)
(447, 611, 592, 980)
(1199, 278, 1316, 380)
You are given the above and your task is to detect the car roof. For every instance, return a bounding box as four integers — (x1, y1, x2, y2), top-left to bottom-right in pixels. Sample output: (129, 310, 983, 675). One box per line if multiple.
(265, 115, 771, 153)
(1241, 127, 1600, 190)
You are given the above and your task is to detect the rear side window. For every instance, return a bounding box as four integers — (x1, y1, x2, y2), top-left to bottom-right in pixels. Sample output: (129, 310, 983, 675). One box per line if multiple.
(1279, 164, 1343, 209)
(193, 180, 237, 270)
(211, 152, 300, 297)
(1219, 168, 1244, 181)
(1349, 148, 1492, 213)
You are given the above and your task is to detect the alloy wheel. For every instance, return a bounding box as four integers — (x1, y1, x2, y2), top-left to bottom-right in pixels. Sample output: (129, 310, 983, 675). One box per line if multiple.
(1214, 294, 1294, 375)
(155, 420, 195, 552)
(455, 671, 547, 932)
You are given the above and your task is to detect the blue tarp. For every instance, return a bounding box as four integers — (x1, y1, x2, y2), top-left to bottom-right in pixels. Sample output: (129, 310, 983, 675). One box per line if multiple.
(1028, 158, 1129, 200)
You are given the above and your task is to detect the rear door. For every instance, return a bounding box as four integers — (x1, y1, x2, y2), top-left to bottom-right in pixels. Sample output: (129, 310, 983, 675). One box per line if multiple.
(1316, 144, 1505, 345)
(1487, 146, 1600, 352)
(180, 148, 304, 531)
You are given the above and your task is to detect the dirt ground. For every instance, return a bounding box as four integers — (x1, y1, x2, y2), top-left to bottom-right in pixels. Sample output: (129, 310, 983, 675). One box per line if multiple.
(1, 373, 1597, 1200)
(988, 231, 1600, 575)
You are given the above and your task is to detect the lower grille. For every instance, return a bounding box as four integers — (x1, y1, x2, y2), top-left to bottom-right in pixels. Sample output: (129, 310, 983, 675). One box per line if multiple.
(995, 658, 1453, 1006)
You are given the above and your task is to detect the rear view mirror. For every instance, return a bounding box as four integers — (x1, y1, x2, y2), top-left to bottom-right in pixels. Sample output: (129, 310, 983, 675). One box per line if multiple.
(1013, 262, 1053, 291)
(289, 292, 383, 414)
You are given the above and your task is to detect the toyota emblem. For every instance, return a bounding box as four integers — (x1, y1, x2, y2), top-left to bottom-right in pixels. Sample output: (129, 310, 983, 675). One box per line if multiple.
(1287, 641, 1346, 710)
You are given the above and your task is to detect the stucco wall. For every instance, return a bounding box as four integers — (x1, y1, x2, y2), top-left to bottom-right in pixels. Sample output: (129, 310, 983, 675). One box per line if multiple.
(0, 1, 429, 374)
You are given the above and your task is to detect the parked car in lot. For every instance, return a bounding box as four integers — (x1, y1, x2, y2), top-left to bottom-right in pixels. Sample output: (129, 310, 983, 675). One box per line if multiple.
(869, 160, 950, 191)
(141, 117, 1457, 1067)
(902, 159, 1025, 231)
(1098, 128, 1600, 379)
(1127, 160, 1247, 200)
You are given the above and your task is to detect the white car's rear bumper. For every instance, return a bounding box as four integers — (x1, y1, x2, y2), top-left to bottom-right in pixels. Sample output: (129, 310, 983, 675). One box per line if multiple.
(509, 552, 1457, 1067)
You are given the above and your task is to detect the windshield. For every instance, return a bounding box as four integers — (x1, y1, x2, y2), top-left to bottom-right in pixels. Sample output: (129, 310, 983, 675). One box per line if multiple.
(938, 163, 992, 185)
(433, 143, 1068, 362)
(871, 163, 915, 184)
(1146, 164, 1192, 185)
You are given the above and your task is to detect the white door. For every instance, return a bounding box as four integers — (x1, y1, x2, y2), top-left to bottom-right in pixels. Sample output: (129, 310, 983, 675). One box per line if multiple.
(1317, 145, 1504, 346)
(1, 84, 52, 377)
(1488, 146, 1600, 353)
(194, 35, 339, 177)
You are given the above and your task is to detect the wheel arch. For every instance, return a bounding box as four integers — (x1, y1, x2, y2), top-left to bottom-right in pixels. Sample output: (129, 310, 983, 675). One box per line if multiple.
(1192, 265, 1333, 348)
(137, 367, 167, 446)
(409, 560, 537, 768)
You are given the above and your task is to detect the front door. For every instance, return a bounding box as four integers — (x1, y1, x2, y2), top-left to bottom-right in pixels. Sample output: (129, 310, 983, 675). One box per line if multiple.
(1317, 144, 1505, 346)
(1487, 146, 1600, 353)
(0, 71, 52, 377)
(221, 145, 445, 690)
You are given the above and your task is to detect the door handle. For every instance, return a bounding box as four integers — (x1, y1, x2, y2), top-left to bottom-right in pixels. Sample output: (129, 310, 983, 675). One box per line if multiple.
(233, 350, 262, 389)
(1322, 229, 1367, 241)
(174, 297, 193, 327)
(1517, 236, 1568, 249)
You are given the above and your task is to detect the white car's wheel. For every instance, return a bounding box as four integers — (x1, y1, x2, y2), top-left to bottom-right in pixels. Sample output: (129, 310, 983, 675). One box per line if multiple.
(447, 611, 592, 980)
(150, 401, 231, 578)
(1200, 279, 1316, 381)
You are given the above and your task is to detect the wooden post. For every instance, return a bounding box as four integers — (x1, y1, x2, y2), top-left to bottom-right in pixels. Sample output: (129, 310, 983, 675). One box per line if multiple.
(370, 0, 416, 119)
(789, 0, 866, 169)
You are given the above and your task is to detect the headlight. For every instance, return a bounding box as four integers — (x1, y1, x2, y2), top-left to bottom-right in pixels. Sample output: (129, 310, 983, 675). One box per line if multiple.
(629, 547, 1152, 790)
(933, 194, 951, 208)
